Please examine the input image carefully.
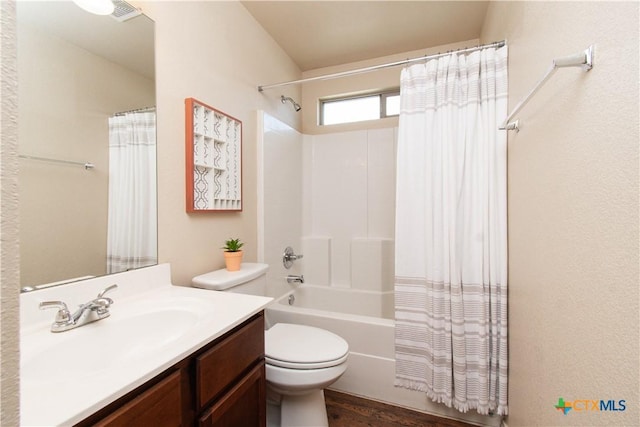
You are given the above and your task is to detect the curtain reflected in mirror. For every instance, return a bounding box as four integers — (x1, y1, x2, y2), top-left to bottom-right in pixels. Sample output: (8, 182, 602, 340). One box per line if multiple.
(107, 110, 157, 274)
(18, 1, 156, 290)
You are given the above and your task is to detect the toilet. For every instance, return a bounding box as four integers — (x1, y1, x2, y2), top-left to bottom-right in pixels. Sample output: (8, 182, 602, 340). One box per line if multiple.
(192, 263, 349, 427)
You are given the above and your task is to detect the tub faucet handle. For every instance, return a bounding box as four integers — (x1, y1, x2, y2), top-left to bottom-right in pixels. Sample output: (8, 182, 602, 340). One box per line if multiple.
(283, 246, 304, 269)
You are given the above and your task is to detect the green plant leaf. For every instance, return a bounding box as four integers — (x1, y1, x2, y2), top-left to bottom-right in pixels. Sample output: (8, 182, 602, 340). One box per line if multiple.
(222, 238, 244, 252)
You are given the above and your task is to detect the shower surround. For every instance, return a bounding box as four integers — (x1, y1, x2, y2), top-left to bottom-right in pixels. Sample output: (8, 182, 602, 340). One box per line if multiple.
(301, 127, 396, 290)
(259, 111, 397, 297)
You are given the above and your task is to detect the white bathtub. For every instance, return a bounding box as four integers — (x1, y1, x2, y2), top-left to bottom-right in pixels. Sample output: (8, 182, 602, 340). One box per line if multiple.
(265, 284, 500, 427)
(273, 283, 394, 319)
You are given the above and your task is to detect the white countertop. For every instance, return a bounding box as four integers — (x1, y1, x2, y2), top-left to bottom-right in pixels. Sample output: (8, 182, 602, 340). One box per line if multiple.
(20, 264, 272, 426)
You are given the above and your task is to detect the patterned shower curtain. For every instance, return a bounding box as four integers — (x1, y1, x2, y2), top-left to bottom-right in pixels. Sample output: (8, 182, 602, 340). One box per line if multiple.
(107, 111, 157, 273)
(394, 46, 509, 415)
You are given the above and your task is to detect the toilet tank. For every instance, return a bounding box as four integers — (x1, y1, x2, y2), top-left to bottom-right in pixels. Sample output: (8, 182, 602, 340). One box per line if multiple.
(192, 263, 269, 296)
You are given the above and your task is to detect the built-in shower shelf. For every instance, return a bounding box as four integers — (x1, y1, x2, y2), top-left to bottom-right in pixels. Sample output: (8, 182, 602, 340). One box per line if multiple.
(185, 98, 242, 212)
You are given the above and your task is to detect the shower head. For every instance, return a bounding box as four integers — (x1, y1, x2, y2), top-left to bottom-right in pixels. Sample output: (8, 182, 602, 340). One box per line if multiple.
(281, 95, 301, 112)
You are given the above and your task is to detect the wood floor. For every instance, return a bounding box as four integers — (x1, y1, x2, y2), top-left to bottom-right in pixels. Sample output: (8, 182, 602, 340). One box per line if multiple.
(325, 390, 477, 427)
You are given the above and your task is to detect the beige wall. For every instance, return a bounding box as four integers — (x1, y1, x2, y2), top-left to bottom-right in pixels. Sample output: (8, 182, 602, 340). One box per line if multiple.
(18, 24, 154, 287)
(481, 2, 639, 425)
(138, 1, 302, 286)
(1, 0, 20, 424)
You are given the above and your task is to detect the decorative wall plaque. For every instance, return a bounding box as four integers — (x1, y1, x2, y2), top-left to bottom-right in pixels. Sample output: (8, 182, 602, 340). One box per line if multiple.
(185, 98, 242, 212)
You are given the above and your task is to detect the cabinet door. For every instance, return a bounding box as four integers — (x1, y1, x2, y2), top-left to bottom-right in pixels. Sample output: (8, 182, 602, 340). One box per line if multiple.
(92, 370, 182, 427)
(199, 362, 266, 427)
(196, 314, 264, 409)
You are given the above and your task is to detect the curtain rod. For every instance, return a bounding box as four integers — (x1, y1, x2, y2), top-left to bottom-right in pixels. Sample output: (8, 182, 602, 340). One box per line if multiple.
(258, 40, 506, 92)
(114, 106, 156, 116)
(19, 154, 94, 170)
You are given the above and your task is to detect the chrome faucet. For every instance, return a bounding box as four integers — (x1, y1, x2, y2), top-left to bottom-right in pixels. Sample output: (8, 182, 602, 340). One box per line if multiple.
(286, 275, 304, 284)
(40, 284, 118, 332)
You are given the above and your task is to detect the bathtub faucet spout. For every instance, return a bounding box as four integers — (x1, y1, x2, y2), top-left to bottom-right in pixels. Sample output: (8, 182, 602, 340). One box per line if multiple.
(286, 275, 304, 284)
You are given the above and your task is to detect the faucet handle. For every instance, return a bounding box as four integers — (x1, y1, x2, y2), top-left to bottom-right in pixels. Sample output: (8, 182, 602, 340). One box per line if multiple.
(283, 247, 304, 269)
(39, 300, 71, 323)
(91, 297, 114, 316)
(97, 284, 118, 298)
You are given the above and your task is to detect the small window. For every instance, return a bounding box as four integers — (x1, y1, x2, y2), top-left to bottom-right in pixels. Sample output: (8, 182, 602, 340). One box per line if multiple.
(384, 94, 400, 116)
(320, 90, 400, 126)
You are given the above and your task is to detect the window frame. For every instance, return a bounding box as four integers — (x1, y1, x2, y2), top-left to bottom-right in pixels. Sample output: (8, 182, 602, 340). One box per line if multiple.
(319, 89, 400, 126)
(380, 91, 400, 119)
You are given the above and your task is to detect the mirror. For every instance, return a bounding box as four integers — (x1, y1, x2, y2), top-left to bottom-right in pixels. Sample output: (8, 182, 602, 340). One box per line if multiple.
(17, 1, 157, 290)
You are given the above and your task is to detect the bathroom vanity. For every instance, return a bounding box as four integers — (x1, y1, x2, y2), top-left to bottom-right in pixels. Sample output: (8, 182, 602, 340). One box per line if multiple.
(20, 264, 271, 426)
(78, 312, 265, 426)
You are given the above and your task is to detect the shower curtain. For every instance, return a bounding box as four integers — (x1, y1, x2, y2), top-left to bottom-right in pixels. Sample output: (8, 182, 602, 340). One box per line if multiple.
(107, 111, 157, 273)
(394, 46, 508, 415)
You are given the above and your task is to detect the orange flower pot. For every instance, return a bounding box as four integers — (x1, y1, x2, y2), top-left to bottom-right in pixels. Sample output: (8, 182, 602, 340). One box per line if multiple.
(224, 250, 243, 271)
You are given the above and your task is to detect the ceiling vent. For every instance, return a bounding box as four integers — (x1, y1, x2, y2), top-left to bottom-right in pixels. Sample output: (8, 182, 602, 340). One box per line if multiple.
(110, 0, 142, 22)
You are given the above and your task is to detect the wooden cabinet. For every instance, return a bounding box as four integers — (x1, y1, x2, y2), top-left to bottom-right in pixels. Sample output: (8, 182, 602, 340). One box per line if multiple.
(199, 364, 265, 427)
(195, 313, 265, 427)
(196, 312, 264, 410)
(92, 370, 183, 427)
(77, 313, 265, 427)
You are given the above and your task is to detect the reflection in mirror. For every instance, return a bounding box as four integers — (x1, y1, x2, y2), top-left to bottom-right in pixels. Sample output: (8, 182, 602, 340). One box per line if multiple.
(17, 1, 157, 291)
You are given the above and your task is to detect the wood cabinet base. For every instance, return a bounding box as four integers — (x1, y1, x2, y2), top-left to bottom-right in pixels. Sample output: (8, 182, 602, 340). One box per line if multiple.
(76, 313, 265, 427)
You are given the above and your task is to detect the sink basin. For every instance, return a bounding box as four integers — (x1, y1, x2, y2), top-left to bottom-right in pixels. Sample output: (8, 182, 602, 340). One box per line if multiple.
(22, 307, 200, 383)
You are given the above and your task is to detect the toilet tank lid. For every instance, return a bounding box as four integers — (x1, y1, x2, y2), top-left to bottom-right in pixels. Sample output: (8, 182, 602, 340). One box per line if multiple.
(192, 263, 269, 290)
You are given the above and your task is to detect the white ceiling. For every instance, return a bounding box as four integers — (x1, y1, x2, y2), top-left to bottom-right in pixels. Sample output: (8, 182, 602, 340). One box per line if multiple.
(17, 1, 154, 80)
(242, 1, 490, 71)
(17, 1, 490, 81)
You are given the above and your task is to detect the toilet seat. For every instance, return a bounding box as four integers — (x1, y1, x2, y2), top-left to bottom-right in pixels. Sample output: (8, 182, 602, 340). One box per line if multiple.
(265, 323, 349, 370)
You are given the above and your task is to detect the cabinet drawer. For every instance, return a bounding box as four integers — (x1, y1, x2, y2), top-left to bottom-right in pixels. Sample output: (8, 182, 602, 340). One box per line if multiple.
(93, 370, 182, 427)
(199, 362, 266, 427)
(196, 314, 264, 409)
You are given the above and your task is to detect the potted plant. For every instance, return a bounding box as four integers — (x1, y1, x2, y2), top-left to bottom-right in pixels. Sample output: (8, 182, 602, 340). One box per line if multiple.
(222, 238, 244, 271)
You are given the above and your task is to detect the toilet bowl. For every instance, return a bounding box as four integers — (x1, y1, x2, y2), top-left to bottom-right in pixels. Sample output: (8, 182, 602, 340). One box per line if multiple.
(192, 263, 349, 427)
(265, 323, 348, 426)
